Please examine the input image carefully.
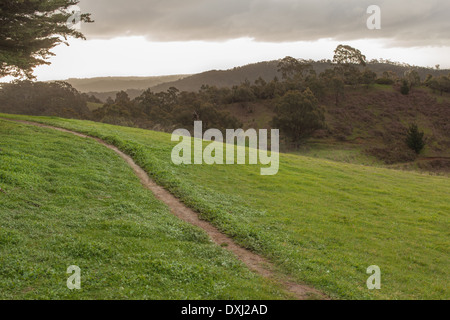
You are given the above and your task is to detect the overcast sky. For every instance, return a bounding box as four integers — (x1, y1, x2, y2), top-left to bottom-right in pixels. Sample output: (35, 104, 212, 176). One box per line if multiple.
(33, 0, 450, 80)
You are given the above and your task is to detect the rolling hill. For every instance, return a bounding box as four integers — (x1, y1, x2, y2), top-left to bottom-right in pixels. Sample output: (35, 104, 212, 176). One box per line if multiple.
(1, 113, 448, 300)
(64, 59, 450, 102)
(0, 118, 290, 299)
(150, 60, 450, 93)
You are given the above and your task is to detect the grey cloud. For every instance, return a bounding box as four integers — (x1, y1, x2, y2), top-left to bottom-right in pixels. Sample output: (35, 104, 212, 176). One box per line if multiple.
(78, 0, 450, 46)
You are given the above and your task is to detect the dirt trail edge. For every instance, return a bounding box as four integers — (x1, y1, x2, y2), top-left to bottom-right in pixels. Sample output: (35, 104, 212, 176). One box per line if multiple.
(3, 118, 328, 300)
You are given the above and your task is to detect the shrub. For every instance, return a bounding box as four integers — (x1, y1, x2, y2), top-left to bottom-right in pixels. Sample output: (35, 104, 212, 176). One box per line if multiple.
(406, 124, 426, 154)
(400, 80, 410, 95)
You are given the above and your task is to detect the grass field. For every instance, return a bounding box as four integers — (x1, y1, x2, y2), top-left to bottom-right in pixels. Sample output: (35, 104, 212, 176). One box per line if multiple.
(0, 119, 290, 299)
(1, 114, 449, 300)
(292, 141, 383, 166)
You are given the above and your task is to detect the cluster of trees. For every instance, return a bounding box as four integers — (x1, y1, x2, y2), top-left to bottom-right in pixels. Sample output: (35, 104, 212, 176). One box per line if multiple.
(0, 81, 90, 118)
(92, 87, 242, 131)
(0, 81, 243, 132)
(424, 74, 450, 95)
(272, 89, 325, 147)
(210, 45, 378, 108)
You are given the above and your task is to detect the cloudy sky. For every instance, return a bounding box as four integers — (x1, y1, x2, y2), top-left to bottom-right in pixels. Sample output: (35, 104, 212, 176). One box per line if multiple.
(33, 0, 450, 80)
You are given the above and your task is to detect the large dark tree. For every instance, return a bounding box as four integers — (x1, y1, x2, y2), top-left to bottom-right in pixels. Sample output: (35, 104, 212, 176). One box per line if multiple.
(330, 45, 367, 99)
(272, 88, 325, 145)
(0, 0, 92, 79)
(277, 56, 312, 81)
(277, 56, 312, 91)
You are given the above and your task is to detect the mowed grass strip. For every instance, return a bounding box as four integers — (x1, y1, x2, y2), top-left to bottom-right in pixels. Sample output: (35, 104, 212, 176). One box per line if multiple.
(2, 114, 449, 300)
(0, 120, 291, 300)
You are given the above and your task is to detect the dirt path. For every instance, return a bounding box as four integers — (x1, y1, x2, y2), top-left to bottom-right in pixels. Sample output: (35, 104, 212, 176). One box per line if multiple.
(2, 118, 328, 300)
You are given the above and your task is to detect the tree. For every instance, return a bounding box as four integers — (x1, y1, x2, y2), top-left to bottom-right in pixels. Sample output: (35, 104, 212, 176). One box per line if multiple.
(400, 80, 410, 95)
(342, 65, 362, 85)
(0, 0, 92, 79)
(277, 56, 312, 91)
(405, 69, 421, 89)
(406, 124, 425, 154)
(435, 75, 450, 95)
(272, 88, 325, 145)
(0, 80, 89, 117)
(361, 69, 377, 88)
(333, 45, 367, 67)
(304, 71, 325, 100)
(277, 56, 311, 80)
(320, 68, 344, 105)
(331, 45, 367, 98)
(115, 91, 131, 106)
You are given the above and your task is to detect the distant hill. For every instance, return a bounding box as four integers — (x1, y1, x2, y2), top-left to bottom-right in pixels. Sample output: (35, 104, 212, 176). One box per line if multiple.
(151, 61, 282, 92)
(58, 59, 450, 101)
(85, 89, 145, 102)
(64, 75, 189, 93)
(150, 60, 450, 93)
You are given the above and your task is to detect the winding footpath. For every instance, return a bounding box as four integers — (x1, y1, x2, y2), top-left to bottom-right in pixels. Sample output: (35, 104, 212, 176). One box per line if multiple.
(1, 118, 328, 300)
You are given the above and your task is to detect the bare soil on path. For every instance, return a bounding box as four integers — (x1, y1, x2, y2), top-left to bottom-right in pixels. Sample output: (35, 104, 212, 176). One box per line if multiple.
(1, 118, 328, 300)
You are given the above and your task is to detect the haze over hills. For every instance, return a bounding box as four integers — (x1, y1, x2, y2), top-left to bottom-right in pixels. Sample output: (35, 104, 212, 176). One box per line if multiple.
(62, 59, 450, 102)
(64, 74, 189, 93)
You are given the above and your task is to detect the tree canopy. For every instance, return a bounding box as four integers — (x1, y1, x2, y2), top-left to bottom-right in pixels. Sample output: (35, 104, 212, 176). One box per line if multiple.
(333, 45, 367, 67)
(272, 88, 325, 144)
(0, 0, 92, 79)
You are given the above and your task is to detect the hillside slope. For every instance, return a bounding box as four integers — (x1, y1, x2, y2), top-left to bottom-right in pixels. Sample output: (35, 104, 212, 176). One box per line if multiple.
(2, 114, 448, 300)
(222, 85, 450, 169)
(0, 119, 289, 299)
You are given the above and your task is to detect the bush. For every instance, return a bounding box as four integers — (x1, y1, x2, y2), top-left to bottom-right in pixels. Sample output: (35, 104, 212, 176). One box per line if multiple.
(400, 80, 410, 95)
(406, 124, 426, 154)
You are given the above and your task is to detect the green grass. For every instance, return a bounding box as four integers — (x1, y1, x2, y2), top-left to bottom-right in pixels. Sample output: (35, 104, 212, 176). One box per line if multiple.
(0, 119, 290, 300)
(291, 141, 383, 166)
(1, 114, 449, 300)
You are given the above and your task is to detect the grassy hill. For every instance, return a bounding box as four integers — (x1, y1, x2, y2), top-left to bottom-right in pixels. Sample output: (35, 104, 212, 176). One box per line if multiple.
(0, 118, 292, 299)
(1, 113, 448, 300)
